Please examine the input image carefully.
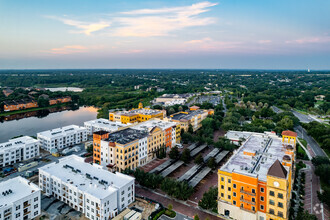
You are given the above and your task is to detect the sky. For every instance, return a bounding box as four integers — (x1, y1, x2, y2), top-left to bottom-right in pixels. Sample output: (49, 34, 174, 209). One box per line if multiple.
(0, 0, 330, 69)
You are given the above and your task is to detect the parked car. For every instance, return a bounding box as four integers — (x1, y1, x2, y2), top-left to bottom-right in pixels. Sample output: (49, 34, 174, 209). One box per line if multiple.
(176, 144, 183, 149)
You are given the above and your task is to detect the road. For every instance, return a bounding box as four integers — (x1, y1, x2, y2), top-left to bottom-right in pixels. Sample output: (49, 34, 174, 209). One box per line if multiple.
(295, 126, 328, 158)
(271, 106, 283, 114)
(291, 110, 317, 123)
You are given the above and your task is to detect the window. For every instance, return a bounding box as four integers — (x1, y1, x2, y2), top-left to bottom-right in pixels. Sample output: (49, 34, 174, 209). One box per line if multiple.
(269, 200, 275, 205)
(34, 204, 38, 209)
(228, 195, 231, 199)
(252, 206, 255, 211)
(16, 205, 20, 210)
(252, 198, 255, 202)
(233, 184, 236, 189)
(221, 193, 224, 197)
(278, 211, 283, 217)
(228, 179, 231, 183)
(221, 185, 224, 189)
(260, 187, 264, 193)
(233, 192, 236, 197)
(221, 177, 224, 181)
(278, 193, 283, 199)
(34, 197, 39, 202)
(269, 191, 275, 196)
(269, 209, 274, 215)
(260, 196, 264, 201)
(252, 189, 255, 194)
(278, 202, 283, 208)
(233, 200, 236, 205)
(16, 213, 21, 218)
(228, 187, 231, 191)
(260, 205, 264, 210)
(34, 211, 38, 216)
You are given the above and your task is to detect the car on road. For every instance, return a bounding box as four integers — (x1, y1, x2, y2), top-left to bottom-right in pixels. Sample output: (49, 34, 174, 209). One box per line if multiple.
(175, 144, 183, 148)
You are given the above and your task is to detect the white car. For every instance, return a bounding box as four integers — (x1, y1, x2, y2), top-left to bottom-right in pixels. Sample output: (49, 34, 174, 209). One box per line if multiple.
(176, 144, 183, 149)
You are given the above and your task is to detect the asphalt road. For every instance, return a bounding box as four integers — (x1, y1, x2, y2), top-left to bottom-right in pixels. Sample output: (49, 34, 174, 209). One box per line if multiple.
(290, 110, 316, 123)
(294, 125, 328, 158)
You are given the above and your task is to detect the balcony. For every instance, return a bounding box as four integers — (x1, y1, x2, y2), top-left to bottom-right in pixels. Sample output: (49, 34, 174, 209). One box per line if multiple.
(240, 206, 255, 213)
(240, 198, 256, 205)
(79, 195, 83, 199)
(240, 189, 256, 196)
(24, 211, 31, 215)
(24, 203, 31, 208)
(96, 206, 100, 210)
(4, 212, 12, 217)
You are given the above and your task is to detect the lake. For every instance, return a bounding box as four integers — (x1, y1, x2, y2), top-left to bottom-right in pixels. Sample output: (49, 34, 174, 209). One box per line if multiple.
(0, 106, 98, 142)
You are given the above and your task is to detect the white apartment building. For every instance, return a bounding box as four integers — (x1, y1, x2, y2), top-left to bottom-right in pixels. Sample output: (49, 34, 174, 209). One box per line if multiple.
(39, 155, 135, 220)
(84, 119, 129, 136)
(138, 137, 148, 166)
(37, 125, 87, 152)
(0, 176, 41, 220)
(0, 136, 40, 167)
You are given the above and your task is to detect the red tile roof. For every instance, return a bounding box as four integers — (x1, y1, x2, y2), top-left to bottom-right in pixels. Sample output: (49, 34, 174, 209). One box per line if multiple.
(281, 130, 297, 137)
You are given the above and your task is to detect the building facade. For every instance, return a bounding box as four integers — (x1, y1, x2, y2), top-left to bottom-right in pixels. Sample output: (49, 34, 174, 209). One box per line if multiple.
(218, 131, 297, 220)
(0, 136, 40, 167)
(109, 103, 165, 124)
(37, 125, 87, 152)
(0, 176, 41, 220)
(38, 155, 135, 220)
(166, 108, 213, 132)
(3, 99, 38, 112)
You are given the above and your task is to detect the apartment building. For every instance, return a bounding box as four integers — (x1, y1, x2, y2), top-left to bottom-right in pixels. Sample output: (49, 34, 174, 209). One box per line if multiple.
(0, 136, 40, 167)
(218, 130, 297, 220)
(109, 103, 165, 124)
(49, 96, 72, 105)
(0, 176, 41, 220)
(3, 99, 38, 112)
(166, 107, 213, 132)
(39, 155, 134, 220)
(93, 128, 148, 171)
(84, 119, 129, 135)
(37, 125, 87, 152)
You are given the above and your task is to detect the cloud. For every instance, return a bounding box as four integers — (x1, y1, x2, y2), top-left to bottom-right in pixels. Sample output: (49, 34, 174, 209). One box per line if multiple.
(45, 45, 102, 54)
(48, 2, 217, 37)
(120, 49, 144, 54)
(183, 38, 241, 51)
(48, 16, 110, 35)
(285, 36, 330, 44)
(112, 1, 217, 37)
(258, 40, 272, 44)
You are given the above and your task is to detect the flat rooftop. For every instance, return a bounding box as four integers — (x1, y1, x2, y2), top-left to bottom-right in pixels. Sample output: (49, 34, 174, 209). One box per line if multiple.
(106, 128, 148, 145)
(37, 125, 86, 138)
(0, 136, 38, 154)
(39, 155, 134, 199)
(220, 132, 289, 182)
(170, 110, 206, 121)
(85, 119, 128, 131)
(113, 108, 163, 116)
(131, 119, 177, 132)
(0, 176, 40, 208)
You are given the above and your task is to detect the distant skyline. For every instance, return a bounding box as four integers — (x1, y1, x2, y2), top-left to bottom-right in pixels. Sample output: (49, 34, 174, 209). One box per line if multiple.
(1, 0, 330, 69)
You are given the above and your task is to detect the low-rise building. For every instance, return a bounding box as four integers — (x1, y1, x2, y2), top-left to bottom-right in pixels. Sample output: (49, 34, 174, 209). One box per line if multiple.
(3, 99, 38, 112)
(49, 96, 72, 105)
(84, 119, 129, 135)
(217, 130, 297, 220)
(166, 108, 213, 132)
(38, 155, 135, 220)
(37, 125, 87, 152)
(109, 103, 165, 124)
(154, 93, 192, 106)
(0, 136, 40, 167)
(0, 176, 41, 220)
(2, 88, 14, 97)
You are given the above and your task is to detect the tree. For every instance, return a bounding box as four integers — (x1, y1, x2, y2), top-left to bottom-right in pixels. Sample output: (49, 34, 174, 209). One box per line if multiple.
(277, 116, 294, 130)
(181, 148, 191, 163)
(198, 187, 218, 211)
(38, 97, 50, 107)
(188, 124, 194, 134)
(194, 215, 200, 220)
(169, 146, 180, 159)
(178, 106, 183, 111)
(169, 107, 175, 115)
(207, 157, 216, 169)
(194, 153, 204, 164)
(168, 204, 173, 211)
(239, 116, 245, 125)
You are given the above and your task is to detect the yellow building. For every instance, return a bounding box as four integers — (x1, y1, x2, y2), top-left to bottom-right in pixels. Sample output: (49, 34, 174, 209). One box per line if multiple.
(109, 103, 165, 124)
(218, 130, 297, 220)
(166, 108, 213, 132)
